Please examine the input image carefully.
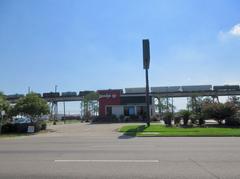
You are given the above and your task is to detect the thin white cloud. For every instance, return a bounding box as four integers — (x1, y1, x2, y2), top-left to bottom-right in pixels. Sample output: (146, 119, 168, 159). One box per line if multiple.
(229, 24, 240, 37)
(219, 23, 240, 40)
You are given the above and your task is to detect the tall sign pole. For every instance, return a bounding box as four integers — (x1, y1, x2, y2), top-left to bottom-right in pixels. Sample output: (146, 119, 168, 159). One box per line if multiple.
(143, 39, 150, 127)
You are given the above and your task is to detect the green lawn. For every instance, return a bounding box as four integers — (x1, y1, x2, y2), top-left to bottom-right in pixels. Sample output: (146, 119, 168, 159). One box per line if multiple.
(119, 124, 240, 137)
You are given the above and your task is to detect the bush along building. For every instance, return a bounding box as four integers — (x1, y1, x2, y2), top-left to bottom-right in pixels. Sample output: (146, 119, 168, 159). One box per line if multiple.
(97, 88, 155, 120)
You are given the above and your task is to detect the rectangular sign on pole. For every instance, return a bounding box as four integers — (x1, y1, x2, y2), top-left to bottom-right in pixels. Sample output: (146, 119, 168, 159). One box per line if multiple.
(143, 39, 150, 69)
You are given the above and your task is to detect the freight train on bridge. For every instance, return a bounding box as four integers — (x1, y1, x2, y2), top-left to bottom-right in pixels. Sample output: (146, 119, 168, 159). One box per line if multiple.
(5, 84, 240, 102)
(5, 85, 240, 118)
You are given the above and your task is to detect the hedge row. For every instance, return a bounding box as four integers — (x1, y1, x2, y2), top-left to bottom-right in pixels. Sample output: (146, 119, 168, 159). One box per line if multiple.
(1, 121, 47, 134)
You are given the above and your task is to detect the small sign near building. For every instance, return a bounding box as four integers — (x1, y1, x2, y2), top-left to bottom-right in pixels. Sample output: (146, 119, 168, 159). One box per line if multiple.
(27, 126, 35, 133)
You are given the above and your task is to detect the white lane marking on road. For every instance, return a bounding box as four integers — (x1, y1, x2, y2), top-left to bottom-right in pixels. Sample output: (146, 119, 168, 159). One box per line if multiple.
(54, 159, 159, 163)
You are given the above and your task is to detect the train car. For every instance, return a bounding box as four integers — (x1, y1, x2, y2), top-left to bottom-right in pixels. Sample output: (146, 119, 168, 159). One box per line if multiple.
(151, 87, 167, 93)
(168, 86, 182, 92)
(182, 85, 212, 92)
(61, 91, 77, 97)
(79, 91, 94, 97)
(6, 94, 24, 99)
(43, 92, 60, 98)
(151, 86, 181, 93)
(125, 87, 145, 94)
(213, 85, 240, 91)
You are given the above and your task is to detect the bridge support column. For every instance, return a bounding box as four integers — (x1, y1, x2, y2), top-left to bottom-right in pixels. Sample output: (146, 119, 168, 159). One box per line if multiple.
(63, 102, 66, 124)
(80, 101, 83, 118)
(51, 101, 58, 125)
(212, 96, 220, 103)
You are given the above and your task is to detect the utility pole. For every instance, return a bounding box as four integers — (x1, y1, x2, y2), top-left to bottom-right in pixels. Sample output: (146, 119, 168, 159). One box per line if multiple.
(143, 39, 151, 127)
(53, 85, 58, 125)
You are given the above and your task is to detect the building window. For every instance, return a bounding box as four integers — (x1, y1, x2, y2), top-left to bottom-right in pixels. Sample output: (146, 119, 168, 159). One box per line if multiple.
(106, 106, 112, 116)
(124, 106, 135, 116)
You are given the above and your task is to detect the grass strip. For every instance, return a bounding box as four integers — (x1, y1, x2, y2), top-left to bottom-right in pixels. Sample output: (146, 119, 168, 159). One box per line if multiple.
(119, 124, 240, 137)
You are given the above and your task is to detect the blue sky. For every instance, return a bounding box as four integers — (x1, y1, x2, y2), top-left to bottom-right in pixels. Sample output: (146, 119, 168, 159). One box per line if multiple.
(1, 0, 240, 112)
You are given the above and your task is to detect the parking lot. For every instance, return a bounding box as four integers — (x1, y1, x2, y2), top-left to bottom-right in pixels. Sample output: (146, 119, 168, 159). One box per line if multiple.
(0, 123, 240, 179)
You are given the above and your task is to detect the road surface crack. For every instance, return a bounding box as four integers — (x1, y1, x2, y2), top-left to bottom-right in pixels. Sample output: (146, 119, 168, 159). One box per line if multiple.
(189, 158, 220, 179)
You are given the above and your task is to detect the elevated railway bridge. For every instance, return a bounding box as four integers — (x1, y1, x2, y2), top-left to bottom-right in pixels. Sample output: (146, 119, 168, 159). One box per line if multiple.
(5, 85, 240, 119)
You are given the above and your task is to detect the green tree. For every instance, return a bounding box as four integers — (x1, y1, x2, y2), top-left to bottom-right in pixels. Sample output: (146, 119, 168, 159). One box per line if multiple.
(163, 111, 174, 126)
(83, 92, 99, 121)
(202, 102, 237, 124)
(0, 92, 11, 133)
(186, 96, 213, 126)
(0, 92, 10, 115)
(202, 97, 214, 105)
(187, 96, 204, 113)
(156, 97, 175, 114)
(13, 93, 50, 121)
(227, 96, 240, 109)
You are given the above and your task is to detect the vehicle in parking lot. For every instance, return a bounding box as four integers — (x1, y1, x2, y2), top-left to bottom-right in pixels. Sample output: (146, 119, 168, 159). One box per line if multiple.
(12, 117, 32, 124)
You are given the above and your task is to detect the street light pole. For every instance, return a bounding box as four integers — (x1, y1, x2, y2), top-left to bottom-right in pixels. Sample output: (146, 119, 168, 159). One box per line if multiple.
(145, 68, 150, 127)
(143, 39, 151, 127)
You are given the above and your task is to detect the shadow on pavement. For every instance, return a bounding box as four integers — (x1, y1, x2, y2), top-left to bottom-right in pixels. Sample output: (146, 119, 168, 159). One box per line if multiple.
(118, 134, 136, 139)
(118, 125, 146, 139)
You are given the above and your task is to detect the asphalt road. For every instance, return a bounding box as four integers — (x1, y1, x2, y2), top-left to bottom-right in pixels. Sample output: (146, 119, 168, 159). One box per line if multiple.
(0, 123, 240, 179)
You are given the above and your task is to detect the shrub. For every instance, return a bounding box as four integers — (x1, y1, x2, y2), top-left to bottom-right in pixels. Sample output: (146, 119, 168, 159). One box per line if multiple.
(41, 122, 47, 130)
(124, 116, 130, 122)
(174, 116, 181, 126)
(189, 113, 197, 125)
(151, 114, 160, 121)
(225, 117, 240, 126)
(1, 123, 15, 133)
(202, 102, 237, 124)
(178, 110, 192, 126)
(119, 115, 125, 122)
(225, 112, 240, 126)
(189, 113, 205, 126)
(125, 115, 145, 122)
(1, 120, 47, 134)
(34, 121, 47, 132)
(198, 114, 205, 126)
(163, 112, 173, 126)
(129, 115, 138, 121)
(91, 115, 119, 123)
